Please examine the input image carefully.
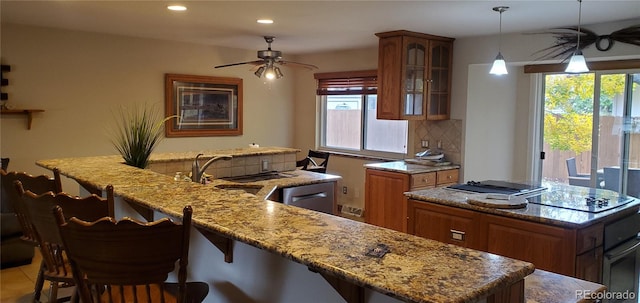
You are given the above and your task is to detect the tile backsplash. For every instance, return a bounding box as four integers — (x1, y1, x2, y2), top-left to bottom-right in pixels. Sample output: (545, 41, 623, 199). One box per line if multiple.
(413, 119, 462, 165)
(147, 152, 297, 178)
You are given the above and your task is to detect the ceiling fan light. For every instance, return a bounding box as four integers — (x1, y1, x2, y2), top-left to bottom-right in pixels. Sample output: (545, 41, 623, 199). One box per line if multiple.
(265, 66, 276, 79)
(489, 52, 508, 75)
(274, 67, 284, 79)
(254, 66, 265, 78)
(565, 51, 589, 73)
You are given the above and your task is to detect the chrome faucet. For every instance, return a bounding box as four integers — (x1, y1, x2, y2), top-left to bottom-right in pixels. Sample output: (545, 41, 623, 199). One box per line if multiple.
(191, 153, 232, 183)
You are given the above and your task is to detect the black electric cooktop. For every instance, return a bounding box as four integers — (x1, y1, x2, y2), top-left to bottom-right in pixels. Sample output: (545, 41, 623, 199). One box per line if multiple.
(526, 187, 635, 213)
(448, 180, 546, 196)
(447, 180, 635, 213)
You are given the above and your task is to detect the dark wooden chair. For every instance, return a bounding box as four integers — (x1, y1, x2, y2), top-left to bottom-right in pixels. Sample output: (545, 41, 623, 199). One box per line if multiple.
(17, 182, 114, 303)
(297, 150, 330, 173)
(0, 169, 63, 299)
(55, 205, 209, 303)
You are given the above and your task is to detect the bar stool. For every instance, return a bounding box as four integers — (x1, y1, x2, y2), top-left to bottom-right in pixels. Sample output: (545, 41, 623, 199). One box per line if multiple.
(55, 205, 209, 303)
(17, 182, 114, 303)
(1, 169, 63, 301)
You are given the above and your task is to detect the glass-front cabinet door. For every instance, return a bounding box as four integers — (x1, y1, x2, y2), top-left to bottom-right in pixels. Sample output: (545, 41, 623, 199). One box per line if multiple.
(402, 37, 426, 118)
(427, 41, 452, 120)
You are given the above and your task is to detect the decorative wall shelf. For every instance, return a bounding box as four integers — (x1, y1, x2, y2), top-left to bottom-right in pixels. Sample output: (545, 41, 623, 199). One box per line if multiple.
(1, 109, 44, 129)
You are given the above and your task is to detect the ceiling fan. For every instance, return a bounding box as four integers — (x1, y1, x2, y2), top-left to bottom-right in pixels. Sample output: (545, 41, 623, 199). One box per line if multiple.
(214, 36, 318, 79)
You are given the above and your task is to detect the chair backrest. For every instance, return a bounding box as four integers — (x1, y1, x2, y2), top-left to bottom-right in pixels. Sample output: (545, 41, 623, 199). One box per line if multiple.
(18, 183, 114, 278)
(603, 167, 620, 192)
(299, 150, 330, 173)
(0, 169, 63, 242)
(55, 205, 193, 303)
(1, 158, 9, 171)
(604, 167, 640, 199)
(628, 169, 640, 199)
(566, 157, 578, 177)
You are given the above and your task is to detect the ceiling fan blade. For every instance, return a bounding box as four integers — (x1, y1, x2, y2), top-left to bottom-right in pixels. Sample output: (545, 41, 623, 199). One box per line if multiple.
(278, 60, 318, 70)
(214, 60, 263, 69)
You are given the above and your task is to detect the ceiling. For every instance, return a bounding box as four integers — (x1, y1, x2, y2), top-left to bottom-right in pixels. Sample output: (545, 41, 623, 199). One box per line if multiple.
(2, 1, 639, 55)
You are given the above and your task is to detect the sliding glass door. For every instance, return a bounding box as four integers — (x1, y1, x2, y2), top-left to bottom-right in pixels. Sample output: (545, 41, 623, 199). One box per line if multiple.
(540, 70, 639, 198)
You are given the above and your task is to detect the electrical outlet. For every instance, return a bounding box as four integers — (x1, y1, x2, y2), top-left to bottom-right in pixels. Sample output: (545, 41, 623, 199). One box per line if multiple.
(421, 140, 429, 148)
(261, 160, 269, 172)
(437, 140, 442, 149)
(341, 206, 363, 217)
(342, 186, 348, 194)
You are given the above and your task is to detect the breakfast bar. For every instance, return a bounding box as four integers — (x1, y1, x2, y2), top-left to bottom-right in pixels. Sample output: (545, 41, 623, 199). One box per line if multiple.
(37, 149, 534, 303)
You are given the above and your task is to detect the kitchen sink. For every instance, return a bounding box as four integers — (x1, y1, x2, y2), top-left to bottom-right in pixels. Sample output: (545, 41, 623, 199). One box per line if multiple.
(214, 184, 263, 194)
(220, 171, 295, 183)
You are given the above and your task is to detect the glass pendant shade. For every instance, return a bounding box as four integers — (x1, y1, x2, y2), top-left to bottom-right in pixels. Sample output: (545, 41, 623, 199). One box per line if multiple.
(489, 52, 508, 75)
(565, 0, 589, 73)
(565, 50, 589, 73)
(254, 66, 265, 78)
(274, 67, 284, 79)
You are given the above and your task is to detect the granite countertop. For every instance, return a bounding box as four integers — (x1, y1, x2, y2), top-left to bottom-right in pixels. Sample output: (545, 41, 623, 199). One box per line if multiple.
(207, 169, 342, 200)
(37, 154, 534, 303)
(525, 269, 605, 303)
(405, 185, 640, 228)
(364, 160, 460, 174)
(148, 146, 300, 162)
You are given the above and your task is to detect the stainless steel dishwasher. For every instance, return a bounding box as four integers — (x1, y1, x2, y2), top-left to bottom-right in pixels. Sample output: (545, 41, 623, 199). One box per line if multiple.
(281, 182, 334, 214)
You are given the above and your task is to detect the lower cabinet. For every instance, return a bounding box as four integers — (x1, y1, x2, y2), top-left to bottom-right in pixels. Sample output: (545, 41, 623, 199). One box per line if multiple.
(407, 200, 484, 249)
(365, 168, 459, 232)
(407, 199, 604, 283)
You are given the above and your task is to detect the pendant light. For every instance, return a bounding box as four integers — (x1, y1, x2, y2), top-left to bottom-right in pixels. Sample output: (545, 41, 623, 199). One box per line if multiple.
(565, 0, 589, 73)
(489, 6, 509, 75)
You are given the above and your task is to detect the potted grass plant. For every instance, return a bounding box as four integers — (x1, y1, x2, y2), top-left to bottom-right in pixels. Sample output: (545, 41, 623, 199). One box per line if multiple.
(110, 104, 175, 169)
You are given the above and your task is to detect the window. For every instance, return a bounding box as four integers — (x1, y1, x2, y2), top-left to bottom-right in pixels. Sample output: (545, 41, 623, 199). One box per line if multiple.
(537, 70, 639, 197)
(316, 70, 408, 156)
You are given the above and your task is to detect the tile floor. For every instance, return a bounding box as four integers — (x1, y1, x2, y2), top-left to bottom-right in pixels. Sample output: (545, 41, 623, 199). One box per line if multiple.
(0, 249, 72, 303)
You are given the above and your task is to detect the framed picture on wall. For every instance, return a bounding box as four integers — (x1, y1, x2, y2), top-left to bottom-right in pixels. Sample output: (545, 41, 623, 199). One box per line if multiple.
(164, 73, 243, 137)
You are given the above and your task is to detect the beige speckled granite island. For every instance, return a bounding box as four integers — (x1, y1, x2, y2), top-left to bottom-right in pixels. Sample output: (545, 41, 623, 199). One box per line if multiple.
(37, 147, 535, 303)
(405, 182, 638, 302)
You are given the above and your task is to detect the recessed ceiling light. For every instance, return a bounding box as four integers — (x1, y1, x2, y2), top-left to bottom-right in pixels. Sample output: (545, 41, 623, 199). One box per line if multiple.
(257, 19, 274, 24)
(167, 5, 187, 11)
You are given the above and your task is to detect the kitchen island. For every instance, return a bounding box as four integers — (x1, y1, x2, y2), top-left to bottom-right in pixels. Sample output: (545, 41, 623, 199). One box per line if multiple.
(405, 183, 640, 286)
(37, 149, 534, 303)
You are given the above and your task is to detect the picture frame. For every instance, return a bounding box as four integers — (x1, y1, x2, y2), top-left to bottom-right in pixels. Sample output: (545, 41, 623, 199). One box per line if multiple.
(165, 74, 243, 137)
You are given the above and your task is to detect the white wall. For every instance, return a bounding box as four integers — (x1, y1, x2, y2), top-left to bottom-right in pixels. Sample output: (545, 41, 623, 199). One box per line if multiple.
(0, 24, 301, 194)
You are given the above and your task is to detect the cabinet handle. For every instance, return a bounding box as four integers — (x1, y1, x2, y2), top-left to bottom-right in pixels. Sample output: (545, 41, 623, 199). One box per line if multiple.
(447, 175, 452, 179)
(423, 178, 429, 183)
(450, 229, 465, 241)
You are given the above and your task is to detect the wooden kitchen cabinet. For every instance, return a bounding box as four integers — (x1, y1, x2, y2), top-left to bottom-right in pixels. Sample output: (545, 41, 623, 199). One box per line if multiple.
(407, 199, 606, 282)
(375, 30, 454, 120)
(485, 214, 576, 277)
(408, 200, 485, 249)
(365, 168, 459, 232)
(365, 169, 409, 232)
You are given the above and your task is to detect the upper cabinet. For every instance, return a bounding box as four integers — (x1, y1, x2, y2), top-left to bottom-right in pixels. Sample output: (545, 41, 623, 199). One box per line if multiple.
(376, 30, 454, 120)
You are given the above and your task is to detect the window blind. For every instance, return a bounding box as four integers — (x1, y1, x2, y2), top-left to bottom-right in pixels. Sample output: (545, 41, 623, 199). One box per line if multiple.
(315, 70, 377, 95)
